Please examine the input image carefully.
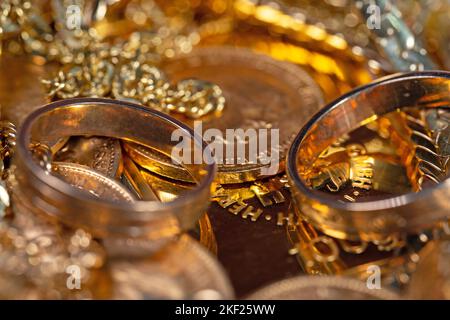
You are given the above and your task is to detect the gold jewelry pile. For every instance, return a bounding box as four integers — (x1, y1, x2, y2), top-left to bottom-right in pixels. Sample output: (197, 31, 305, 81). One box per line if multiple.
(0, 0, 449, 300)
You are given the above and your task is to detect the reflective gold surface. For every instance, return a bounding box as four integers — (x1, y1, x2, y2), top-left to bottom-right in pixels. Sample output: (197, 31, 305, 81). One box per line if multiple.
(54, 136, 123, 179)
(123, 141, 195, 183)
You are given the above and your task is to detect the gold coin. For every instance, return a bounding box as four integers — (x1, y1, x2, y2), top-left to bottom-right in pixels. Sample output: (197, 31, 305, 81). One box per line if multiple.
(103, 160, 217, 257)
(121, 155, 159, 201)
(161, 47, 324, 184)
(139, 166, 195, 202)
(246, 275, 398, 300)
(109, 235, 233, 299)
(140, 169, 217, 255)
(123, 142, 194, 183)
(52, 162, 134, 203)
(54, 136, 123, 179)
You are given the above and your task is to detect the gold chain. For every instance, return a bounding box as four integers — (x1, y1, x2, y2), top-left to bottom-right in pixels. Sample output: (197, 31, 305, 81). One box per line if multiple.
(1, 0, 226, 119)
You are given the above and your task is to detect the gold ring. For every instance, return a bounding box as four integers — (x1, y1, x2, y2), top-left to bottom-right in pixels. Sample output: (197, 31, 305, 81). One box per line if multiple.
(14, 98, 216, 246)
(287, 71, 450, 241)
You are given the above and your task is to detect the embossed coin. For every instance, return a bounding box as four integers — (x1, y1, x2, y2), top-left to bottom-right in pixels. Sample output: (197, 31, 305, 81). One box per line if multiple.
(246, 275, 399, 300)
(52, 162, 134, 202)
(54, 136, 123, 178)
(162, 47, 324, 184)
(109, 235, 233, 299)
(105, 166, 217, 257)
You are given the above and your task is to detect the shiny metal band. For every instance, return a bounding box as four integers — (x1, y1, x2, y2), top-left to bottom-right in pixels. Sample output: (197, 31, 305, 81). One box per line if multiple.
(287, 71, 450, 241)
(14, 98, 216, 241)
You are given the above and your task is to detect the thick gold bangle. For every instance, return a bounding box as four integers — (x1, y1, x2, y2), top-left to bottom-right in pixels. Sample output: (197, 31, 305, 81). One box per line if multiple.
(287, 71, 450, 241)
(13, 98, 216, 244)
